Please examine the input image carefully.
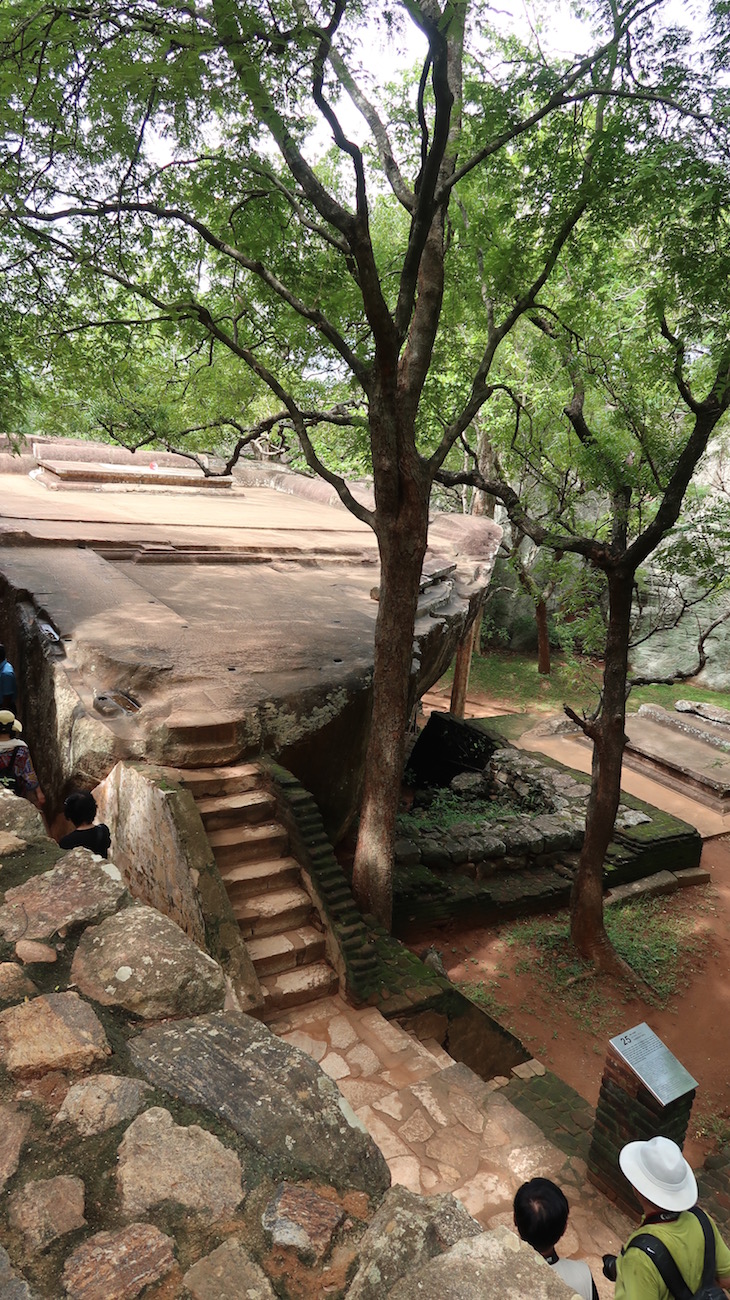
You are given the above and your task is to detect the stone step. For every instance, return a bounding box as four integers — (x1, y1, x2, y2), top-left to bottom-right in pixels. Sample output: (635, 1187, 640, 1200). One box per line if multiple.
(246, 925, 327, 976)
(209, 822, 289, 869)
(222, 856, 302, 900)
(197, 789, 276, 831)
(260, 961, 339, 1012)
(174, 763, 262, 797)
(233, 887, 313, 939)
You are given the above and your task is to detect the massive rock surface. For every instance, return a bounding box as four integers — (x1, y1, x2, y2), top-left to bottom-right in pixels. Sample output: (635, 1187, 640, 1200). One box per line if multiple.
(0, 850, 126, 943)
(129, 1011, 392, 1196)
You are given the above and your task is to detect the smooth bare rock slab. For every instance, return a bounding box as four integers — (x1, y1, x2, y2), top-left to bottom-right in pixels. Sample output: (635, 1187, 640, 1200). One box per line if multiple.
(183, 1239, 276, 1300)
(0, 964, 37, 1006)
(262, 1182, 345, 1259)
(117, 1106, 242, 1219)
(0, 1105, 31, 1192)
(0, 992, 110, 1078)
(9, 1175, 85, 1251)
(62, 1223, 175, 1300)
(14, 941, 56, 965)
(387, 1228, 577, 1299)
(54, 1074, 150, 1137)
(0, 850, 126, 943)
(346, 1186, 481, 1300)
(129, 1011, 390, 1196)
(0, 1244, 36, 1300)
(71, 906, 225, 1019)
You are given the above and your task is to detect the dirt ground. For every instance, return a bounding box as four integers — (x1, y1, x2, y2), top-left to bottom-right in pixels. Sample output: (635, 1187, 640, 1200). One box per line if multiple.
(411, 690, 730, 1168)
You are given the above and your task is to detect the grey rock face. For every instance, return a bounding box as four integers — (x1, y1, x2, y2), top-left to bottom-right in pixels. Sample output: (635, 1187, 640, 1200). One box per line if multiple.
(346, 1185, 482, 1300)
(117, 1107, 243, 1219)
(129, 1011, 391, 1196)
(385, 1227, 577, 1299)
(70, 905, 226, 1019)
(0, 850, 126, 942)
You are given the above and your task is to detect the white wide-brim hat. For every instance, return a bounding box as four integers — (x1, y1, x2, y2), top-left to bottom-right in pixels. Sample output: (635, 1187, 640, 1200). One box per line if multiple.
(619, 1136, 697, 1211)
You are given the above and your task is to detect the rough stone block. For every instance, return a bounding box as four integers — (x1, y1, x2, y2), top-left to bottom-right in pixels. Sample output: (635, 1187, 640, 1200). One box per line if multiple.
(262, 1182, 345, 1259)
(0, 850, 126, 942)
(0, 964, 38, 1006)
(54, 1074, 151, 1137)
(117, 1106, 243, 1219)
(184, 1239, 276, 1299)
(0, 1104, 31, 1192)
(0, 992, 110, 1077)
(9, 1175, 85, 1250)
(62, 1223, 176, 1300)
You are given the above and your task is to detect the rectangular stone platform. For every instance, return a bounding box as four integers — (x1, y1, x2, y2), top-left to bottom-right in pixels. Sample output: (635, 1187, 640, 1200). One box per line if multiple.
(622, 713, 730, 812)
(37, 458, 233, 489)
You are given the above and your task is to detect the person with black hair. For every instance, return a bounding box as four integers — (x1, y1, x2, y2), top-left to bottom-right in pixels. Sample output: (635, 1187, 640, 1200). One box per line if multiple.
(60, 790, 111, 858)
(514, 1177, 599, 1300)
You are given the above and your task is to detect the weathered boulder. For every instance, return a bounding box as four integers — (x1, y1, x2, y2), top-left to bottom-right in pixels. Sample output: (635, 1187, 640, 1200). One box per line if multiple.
(0, 992, 110, 1077)
(346, 1185, 482, 1300)
(129, 1011, 391, 1196)
(53, 1074, 150, 1137)
(8, 1175, 86, 1251)
(61, 1223, 176, 1300)
(70, 905, 225, 1019)
(0, 850, 126, 942)
(116, 1107, 243, 1219)
(385, 1227, 576, 1299)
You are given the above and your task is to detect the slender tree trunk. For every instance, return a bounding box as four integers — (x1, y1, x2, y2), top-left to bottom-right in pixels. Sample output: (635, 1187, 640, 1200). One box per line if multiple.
(570, 565, 634, 972)
(536, 598, 551, 676)
(450, 614, 480, 717)
(352, 443, 430, 929)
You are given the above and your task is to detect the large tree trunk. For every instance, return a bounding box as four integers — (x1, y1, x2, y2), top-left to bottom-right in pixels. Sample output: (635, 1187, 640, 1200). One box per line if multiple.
(450, 614, 480, 718)
(536, 598, 551, 676)
(570, 565, 634, 972)
(352, 444, 430, 929)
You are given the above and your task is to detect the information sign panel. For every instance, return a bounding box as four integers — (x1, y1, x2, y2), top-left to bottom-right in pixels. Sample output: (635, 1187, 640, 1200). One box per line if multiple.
(609, 1023, 697, 1106)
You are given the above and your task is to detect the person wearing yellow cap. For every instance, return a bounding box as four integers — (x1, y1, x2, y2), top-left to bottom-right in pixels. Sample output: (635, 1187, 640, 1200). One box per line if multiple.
(607, 1136, 730, 1299)
(0, 710, 45, 807)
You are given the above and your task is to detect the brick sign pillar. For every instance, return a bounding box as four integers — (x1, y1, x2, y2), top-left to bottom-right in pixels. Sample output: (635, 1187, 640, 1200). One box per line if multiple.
(587, 1022, 697, 1216)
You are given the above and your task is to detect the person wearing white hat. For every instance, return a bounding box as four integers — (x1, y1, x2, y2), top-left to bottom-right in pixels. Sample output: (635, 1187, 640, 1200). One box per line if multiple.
(0, 710, 45, 807)
(609, 1136, 730, 1298)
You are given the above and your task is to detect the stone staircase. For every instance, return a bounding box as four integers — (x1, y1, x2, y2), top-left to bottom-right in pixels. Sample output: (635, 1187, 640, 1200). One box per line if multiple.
(176, 763, 339, 1014)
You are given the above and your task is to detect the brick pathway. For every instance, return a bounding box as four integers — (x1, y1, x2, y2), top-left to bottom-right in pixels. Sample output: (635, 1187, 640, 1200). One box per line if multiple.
(270, 994, 632, 1295)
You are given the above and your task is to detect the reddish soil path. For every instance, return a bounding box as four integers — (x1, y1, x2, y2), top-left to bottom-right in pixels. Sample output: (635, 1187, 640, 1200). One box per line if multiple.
(412, 688, 730, 1166)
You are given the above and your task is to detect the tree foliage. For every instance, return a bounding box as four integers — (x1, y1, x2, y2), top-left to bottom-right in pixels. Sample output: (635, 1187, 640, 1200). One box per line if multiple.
(1, 0, 729, 938)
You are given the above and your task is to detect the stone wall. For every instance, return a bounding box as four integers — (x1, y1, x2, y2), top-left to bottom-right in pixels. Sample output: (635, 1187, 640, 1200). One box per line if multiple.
(94, 762, 262, 1014)
(0, 790, 577, 1300)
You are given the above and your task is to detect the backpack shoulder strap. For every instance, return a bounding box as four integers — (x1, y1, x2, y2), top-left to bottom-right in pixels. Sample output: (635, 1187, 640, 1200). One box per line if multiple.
(625, 1232, 693, 1300)
(689, 1207, 717, 1289)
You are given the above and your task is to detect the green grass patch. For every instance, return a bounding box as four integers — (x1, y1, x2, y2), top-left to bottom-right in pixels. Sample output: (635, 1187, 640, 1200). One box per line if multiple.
(444, 650, 730, 718)
(494, 898, 707, 1033)
(397, 789, 515, 835)
(458, 978, 508, 1020)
